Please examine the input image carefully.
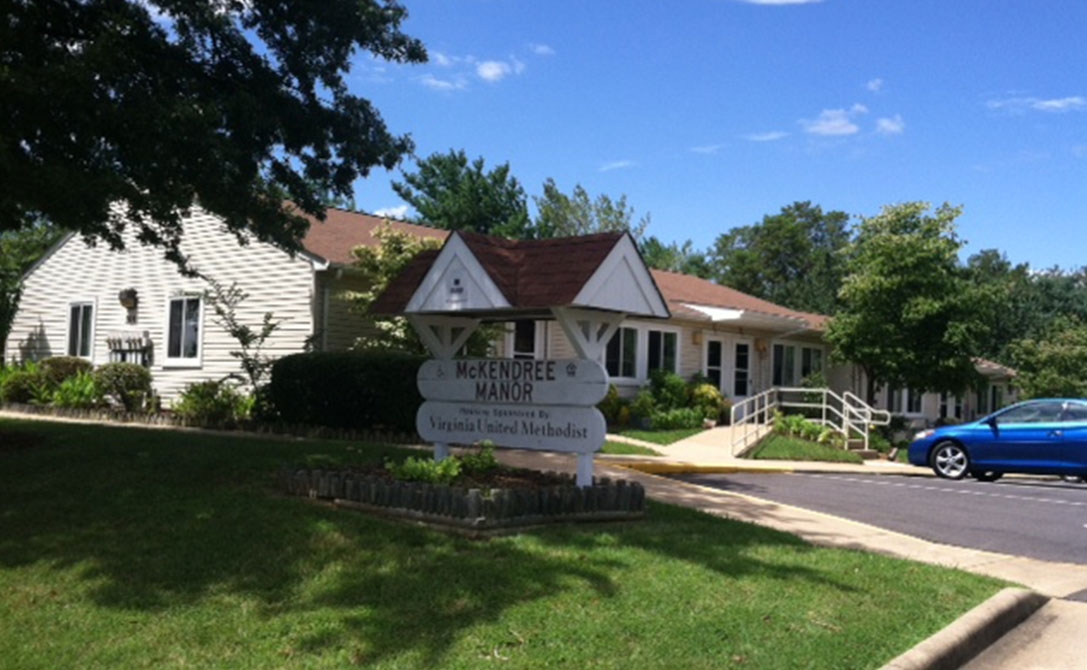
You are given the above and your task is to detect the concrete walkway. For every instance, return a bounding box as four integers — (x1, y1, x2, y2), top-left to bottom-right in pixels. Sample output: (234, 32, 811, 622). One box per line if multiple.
(506, 426, 1087, 669)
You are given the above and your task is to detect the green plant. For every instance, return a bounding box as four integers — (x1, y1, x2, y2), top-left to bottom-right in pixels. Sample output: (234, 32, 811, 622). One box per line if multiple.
(460, 443, 499, 475)
(206, 279, 283, 389)
(649, 407, 704, 430)
(173, 380, 247, 426)
(39, 356, 94, 386)
(800, 420, 822, 441)
(0, 361, 47, 404)
(51, 371, 101, 408)
(93, 362, 152, 412)
(648, 370, 689, 410)
(629, 389, 656, 420)
(689, 383, 725, 421)
(385, 454, 462, 485)
(817, 427, 844, 449)
(596, 384, 624, 424)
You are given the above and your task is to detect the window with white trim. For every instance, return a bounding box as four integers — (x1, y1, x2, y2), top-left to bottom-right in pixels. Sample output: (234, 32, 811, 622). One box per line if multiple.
(772, 344, 797, 386)
(508, 319, 539, 360)
(166, 294, 203, 364)
(605, 327, 637, 378)
(646, 329, 677, 374)
(801, 347, 823, 378)
(889, 387, 923, 415)
(67, 302, 94, 358)
(939, 392, 963, 420)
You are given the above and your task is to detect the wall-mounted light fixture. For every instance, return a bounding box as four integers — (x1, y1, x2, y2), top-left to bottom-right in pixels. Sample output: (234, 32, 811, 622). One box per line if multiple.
(691, 330, 703, 346)
(118, 288, 138, 324)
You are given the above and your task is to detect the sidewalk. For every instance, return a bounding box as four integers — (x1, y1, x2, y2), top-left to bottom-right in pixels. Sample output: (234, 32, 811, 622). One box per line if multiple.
(502, 426, 1087, 669)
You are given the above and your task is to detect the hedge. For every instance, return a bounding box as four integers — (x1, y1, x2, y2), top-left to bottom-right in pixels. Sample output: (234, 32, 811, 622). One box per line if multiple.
(270, 351, 427, 434)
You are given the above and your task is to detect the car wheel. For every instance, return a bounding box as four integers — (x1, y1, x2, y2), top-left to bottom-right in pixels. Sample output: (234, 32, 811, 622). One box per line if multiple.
(930, 441, 969, 480)
(972, 471, 1003, 482)
(1061, 475, 1086, 484)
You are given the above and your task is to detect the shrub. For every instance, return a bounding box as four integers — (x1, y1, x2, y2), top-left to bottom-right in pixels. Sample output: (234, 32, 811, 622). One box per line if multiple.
(385, 455, 462, 485)
(597, 384, 624, 424)
(629, 389, 656, 420)
(690, 383, 725, 421)
(648, 370, 689, 410)
(40, 356, 94, 386)
(270, 351, 426, 433)
(0, 362, 49, 404)
(173, 380, 247, 426)
(461, 443, 499, 476)
(94, 363, 153, 412)
(650, 407, 704, 430)
(52, 371, 101, 408)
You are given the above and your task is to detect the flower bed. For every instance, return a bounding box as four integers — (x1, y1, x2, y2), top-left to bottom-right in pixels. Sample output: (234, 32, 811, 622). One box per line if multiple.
(280, 467, 646, 535)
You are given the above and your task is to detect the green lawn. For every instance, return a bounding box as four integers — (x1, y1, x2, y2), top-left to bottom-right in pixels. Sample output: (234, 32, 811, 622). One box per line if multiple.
(0, 418, 1002, 668)
(600, 440, 663, 456)
(750, 434, 866, 463)
(613, 426, 704, 445)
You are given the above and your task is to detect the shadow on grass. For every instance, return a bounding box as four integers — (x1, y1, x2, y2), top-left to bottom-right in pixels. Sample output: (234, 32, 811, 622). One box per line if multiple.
(0, 419, 854, 666)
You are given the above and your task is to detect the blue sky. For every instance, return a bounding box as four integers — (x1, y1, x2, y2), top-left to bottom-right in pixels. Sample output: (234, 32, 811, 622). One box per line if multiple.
(347, 0, 1086, 270)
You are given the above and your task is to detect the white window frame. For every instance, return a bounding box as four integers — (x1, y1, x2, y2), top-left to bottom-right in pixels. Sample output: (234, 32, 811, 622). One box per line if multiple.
(889, 387, 924, 417)
(601, 322, 683, 384)
(604, 326, 638, 381)
(66, 299, 96, 360)
(164, 292, 205, 368)
(505, 319, 544, 360)
(645, 327, 680, 376)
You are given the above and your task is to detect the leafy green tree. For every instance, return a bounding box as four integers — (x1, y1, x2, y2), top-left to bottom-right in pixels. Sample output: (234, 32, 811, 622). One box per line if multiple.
(826, 202, 996, 403)
(1009, 317, 1087, 398)
(707, 201, 850, 315)
(532, 179, 649, 240)
(1, 223, 65, 362)
(392, 150, 532, 238)
(640, 236, 711, 278)
(1, 0, 426, 267)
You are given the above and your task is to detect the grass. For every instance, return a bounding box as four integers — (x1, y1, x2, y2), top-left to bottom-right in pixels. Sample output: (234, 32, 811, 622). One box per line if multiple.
(600, 440, 663, 456)
(751, 434, 866, 464)
(0, 417, 1003, 668)
(613, 426, 704, 445)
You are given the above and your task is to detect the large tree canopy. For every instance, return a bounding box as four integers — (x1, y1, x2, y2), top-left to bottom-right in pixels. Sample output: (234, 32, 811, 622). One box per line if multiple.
(1, 0, 425, 267)
(532, 178, 649, 240)
(1009, 317, 1087, 399)
(392, 149, 532, 238)
(707, 201, 850, 315)
(826, 202, 997, 403)
(0, 222, 64, 360)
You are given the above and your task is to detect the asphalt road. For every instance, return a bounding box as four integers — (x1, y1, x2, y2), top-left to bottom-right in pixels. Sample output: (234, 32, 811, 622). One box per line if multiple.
(674, 472, 1087, 566)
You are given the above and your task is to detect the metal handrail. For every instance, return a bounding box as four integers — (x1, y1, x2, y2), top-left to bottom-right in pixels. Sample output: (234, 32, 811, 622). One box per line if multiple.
(729, 386, 890, 455)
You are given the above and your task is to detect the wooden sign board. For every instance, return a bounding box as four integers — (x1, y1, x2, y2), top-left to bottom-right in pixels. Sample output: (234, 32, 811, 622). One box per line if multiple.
(417, 358, 609, 407)
(417, 401, 606, 453)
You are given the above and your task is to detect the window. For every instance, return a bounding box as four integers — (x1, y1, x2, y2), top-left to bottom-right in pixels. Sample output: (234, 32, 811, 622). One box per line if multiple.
(801, 347, 823, 379)
(646, 329, 677, 374)
(705, 341, 723, 389)
(605, 327, 637, 378)
(510, 320, 538, 360)
(998, 401, 1063, 424)
(734, 342, 751, 397)
(166, 295, 202, 363)
(976, 383, 990, 416)
(67, 302, 94, 358)
(890, 387, 923, 415)
(772, 344, 797, 386)
(939, 392, 963, 420)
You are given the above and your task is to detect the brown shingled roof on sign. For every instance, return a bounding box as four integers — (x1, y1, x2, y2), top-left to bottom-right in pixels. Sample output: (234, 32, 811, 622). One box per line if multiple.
(650, 269, 828, 331)
(296, 206, 449, 265)
(368, 249, 441, 314)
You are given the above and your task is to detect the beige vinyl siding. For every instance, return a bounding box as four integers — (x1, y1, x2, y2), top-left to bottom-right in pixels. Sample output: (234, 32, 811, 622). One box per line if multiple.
(6, 209, 316, 403)
(317, 271, 380, 352)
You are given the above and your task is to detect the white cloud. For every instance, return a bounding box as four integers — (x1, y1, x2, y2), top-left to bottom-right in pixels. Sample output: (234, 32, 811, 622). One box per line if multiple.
(988, 96, 1087, 113)
(876, 115, 905, 135)
(432, 51, 454, 67)
(742, 131, 788, 142)
(420, 74, 466, 91)
(800, 105, 867, 136)
(530, 43, 555, 56)
(599, 160, 636, 172)
(737, 0, 823, 4)
(477, 60, 512, 82)
(690, 143, 726, 154)
(867, 78, 883, 92)
(373, 205, 411, 220)
(511, 56, 526, 75)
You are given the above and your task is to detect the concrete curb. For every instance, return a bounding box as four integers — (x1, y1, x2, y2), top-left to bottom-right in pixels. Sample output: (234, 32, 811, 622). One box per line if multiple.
(881, 587, 1049, 670)
(606, 459, 936, 477)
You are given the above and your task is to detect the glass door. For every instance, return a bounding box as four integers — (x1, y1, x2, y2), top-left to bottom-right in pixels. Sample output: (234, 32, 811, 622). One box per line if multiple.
(705, 339, 724, 394)
(731, 340, 752, 402)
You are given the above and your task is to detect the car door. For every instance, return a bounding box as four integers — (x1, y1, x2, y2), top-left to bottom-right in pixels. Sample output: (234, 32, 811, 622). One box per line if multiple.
(984, 401, 1066, 473)
(1057, 402, 1087, 472)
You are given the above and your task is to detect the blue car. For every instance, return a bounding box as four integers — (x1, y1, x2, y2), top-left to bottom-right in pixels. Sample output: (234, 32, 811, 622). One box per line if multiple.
(908, 398, 1087, 481)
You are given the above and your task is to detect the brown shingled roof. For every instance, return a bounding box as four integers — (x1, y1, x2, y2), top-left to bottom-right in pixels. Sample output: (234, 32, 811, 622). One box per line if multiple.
(370, 231, 634, 315)
(296, 207, 448, 265)
(650, 269, 828, 331)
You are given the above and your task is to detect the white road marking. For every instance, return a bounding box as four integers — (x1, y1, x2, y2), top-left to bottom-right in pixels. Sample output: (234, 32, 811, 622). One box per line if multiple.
(804, 474, 1087, 507)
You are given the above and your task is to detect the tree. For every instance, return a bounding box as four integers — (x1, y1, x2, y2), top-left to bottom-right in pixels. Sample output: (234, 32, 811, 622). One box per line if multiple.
(639, 236, 711, 278)
(1, 223, 65, 362)
(2, 0, 426, 268)
(532, 179, 649, 240)
(206, 279, 284, 390)
(826, 202, 996, 403)
(707, 202, 850, 315)
(392, 150, 532, 238)
(1008, 317, 1087, 399)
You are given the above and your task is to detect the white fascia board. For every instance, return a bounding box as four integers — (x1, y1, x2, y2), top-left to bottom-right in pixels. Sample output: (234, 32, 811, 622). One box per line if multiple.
(683, 302, 809, 331)
(572, 235, 669, 317)
(681, 303, 744, 322)
(404, 232, 511, 313)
